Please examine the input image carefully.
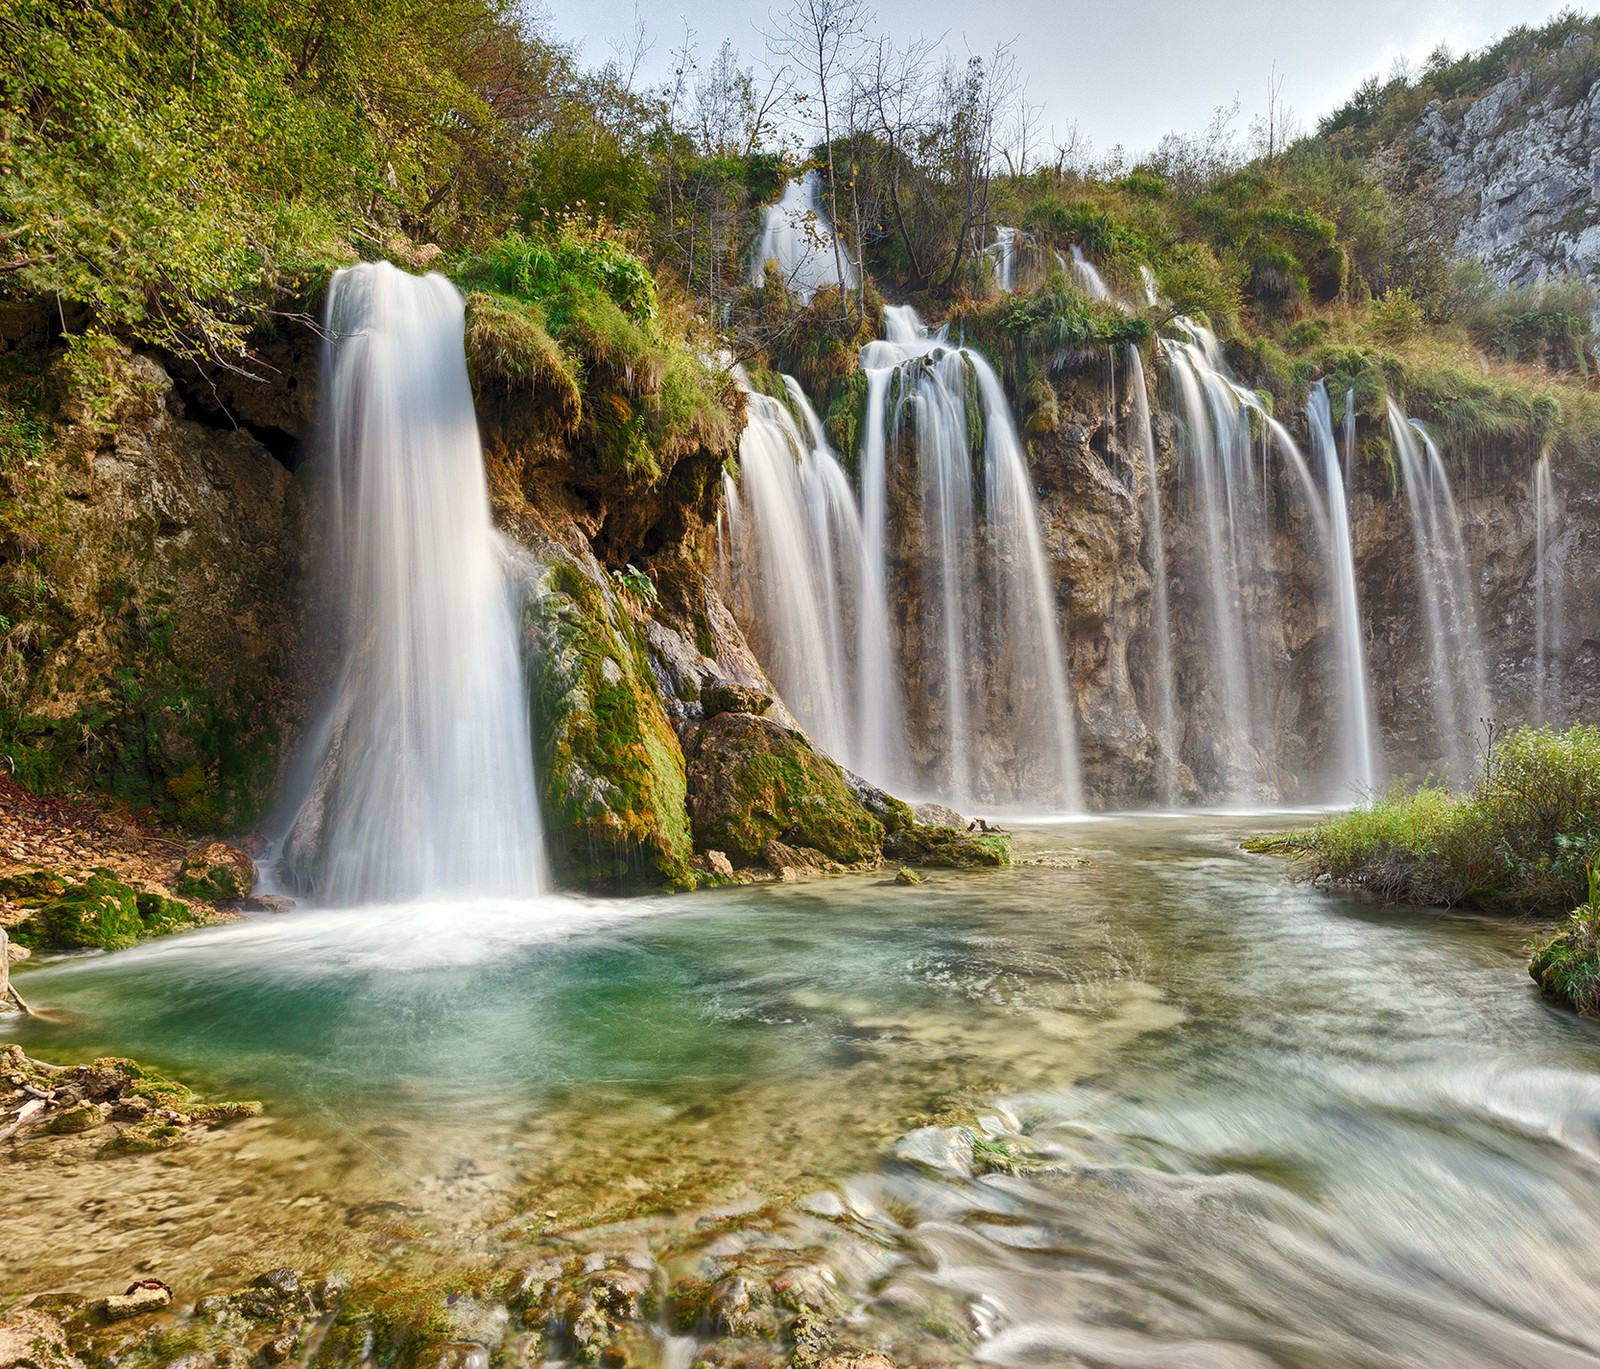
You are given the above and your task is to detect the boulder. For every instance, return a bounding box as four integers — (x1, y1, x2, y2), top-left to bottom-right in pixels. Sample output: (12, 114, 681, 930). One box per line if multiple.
(700, 681, 771, 718)
(686, 713, 883, 866)
(176, 842, 256, 902)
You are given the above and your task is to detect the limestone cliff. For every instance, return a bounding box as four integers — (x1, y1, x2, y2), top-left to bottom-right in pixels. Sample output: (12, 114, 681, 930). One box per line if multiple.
(1413, 37, 1600, 304)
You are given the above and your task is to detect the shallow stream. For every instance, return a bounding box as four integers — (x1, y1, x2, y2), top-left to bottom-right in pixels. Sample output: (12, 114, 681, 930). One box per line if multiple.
(7, 816, 1600, 1367)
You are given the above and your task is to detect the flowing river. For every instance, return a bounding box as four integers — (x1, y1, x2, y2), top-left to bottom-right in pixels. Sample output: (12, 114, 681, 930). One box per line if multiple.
(7, 816, 1600, 1368)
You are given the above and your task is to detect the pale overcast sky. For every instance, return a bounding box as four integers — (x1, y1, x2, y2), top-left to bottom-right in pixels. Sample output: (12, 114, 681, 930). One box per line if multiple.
(541, 0, 1591, 156)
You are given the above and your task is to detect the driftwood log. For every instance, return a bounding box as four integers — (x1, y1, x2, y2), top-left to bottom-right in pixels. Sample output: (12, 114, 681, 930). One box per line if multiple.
(0, 926, 31, 1015)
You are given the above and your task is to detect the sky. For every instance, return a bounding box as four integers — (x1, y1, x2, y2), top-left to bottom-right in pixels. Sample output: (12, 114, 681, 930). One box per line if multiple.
(540, 0, 1591, 158)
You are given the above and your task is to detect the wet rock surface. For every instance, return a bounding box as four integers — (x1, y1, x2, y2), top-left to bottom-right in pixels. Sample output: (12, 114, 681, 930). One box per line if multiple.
(0, 1045, 260, 1152)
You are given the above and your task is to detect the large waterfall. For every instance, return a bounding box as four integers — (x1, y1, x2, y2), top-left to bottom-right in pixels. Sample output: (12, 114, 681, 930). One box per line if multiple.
(282, 263, 545, 903)
(722, 307, 1081, 811)
(1160, 321, 1379, 801)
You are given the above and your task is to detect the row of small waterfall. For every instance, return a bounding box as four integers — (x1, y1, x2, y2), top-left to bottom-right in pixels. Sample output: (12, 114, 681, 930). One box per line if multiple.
(725, 191, 1556, 811)
(721, 308, 1081, 811)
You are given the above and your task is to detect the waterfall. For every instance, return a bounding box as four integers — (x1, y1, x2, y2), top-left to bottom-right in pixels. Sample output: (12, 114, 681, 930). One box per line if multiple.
(1071, 245, 1113, 302)
(719, 377, 906, 780)
(1127, 344, 1180, 802)
(870, 307, 1081, 809)
(1387, 403, 1491, 784)
(1533, 454, 1562, 724)
(282, 263, 545, 903)
(1161, 320, 1368, 802)
(748, 173, 857, 303)
(1308, 382, 1380, 797)
(722, 308, 1081, 811)
(990, 226, 1019, 293)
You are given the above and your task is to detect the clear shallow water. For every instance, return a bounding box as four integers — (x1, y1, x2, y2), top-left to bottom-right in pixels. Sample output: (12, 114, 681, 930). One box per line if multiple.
(7, 816, 1600, 1366)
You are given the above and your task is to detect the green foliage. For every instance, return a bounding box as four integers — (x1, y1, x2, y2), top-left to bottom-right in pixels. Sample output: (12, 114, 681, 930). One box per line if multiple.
(1369, 288, 1425, 343)
(1529, 870, 1600, 1016)
(466, 230, 659, 325)
(11, 867, 202, 950)
(1263, 724, 1600, 913)
(461, 228, 734, 482)
(1, 0, 572, 360)
(1450, 262, 1596, 372)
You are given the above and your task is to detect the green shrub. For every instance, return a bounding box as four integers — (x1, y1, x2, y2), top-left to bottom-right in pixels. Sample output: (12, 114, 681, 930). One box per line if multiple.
(1529, 866, 1600, 1016)
(1258, 724, 1600, 913)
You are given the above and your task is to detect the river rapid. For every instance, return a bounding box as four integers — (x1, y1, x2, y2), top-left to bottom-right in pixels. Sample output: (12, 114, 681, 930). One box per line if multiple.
(6, 815, 1600, 1368)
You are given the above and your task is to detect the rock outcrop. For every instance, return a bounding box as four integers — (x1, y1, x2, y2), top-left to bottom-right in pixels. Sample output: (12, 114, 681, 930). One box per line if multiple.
(0, 311, 304, 830)
(1416, 40, 1600, 304)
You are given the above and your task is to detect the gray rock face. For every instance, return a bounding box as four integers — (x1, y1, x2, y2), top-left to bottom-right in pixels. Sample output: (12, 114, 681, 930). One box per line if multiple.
(1417, 42, 1600, 308)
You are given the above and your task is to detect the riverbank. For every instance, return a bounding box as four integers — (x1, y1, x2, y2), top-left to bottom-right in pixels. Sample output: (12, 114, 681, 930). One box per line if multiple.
(1245, 723, 1600, 1017)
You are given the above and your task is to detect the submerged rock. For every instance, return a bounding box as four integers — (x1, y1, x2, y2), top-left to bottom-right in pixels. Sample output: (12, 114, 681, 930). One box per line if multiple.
(884, 825, 1011, 869)
(686, 712, 884, 866)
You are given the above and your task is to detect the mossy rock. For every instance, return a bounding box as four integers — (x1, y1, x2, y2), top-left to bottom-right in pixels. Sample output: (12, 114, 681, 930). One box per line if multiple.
(103, 1120, 185, 1154)
(44, 1101, 104, 1134)
(701, 682, 771, 718)
(686, 713, 883, 866)
(525, 558, 696, 892)
(884, 825, 1012, 869)
(175, 841, 256, 902)
(13, 868, 201, 950)
(0, 869, 67, 904)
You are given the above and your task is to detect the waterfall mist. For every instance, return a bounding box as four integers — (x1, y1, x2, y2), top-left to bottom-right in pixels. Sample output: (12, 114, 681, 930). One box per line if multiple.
(281, 262, 545, 904)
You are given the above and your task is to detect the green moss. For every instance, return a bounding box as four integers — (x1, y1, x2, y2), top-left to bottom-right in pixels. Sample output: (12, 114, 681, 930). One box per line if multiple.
(0, 869, 67, 903)
(103, 1121, 184, 1154)
(823, 370, 868, 470)
(174, 845, 255, 902)
(686, 712, 883, 865)
(11, 868, 202, 951)
(527, 558, 696, 891)
(44, 1101, 103, 1134)
(885, 826, 1012, 869)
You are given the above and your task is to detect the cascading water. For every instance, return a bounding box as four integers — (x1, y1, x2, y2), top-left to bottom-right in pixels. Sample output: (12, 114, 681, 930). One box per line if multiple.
(1387, 402, 1491, 783)
(281, 263, 545, 903)
(867, 307, 1082, 809)
(1307, 382, 1380, 796)
(719, 377, 906, 778)
(722, 307, 1081, 811)
(989, 226, 1019, 293)
(1160, 318, 1379, 802)
(748, 173, 857, 303)
(1533, 455, 1563, 723)
(1071, 245, 1112, 303)
(1126, 344, 1180, 802)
